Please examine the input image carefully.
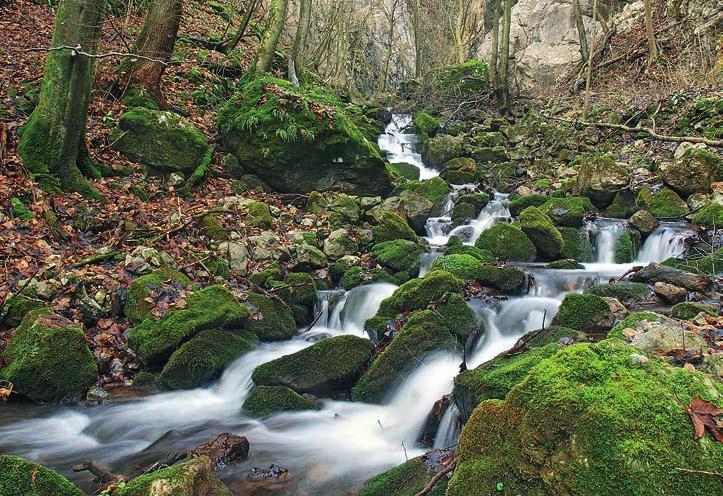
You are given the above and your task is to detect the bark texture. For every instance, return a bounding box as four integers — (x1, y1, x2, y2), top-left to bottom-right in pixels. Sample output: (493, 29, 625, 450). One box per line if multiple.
(256, 0, 290, 73)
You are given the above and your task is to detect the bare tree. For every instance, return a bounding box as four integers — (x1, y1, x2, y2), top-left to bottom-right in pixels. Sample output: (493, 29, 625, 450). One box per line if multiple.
(499, 0, 512, 108)
(378, 0, 401, 92)
(218, 0, 259, 54)
(256, 0, 290, 74)
(583, 0, 599, 115)
(643, 0, 659, 65)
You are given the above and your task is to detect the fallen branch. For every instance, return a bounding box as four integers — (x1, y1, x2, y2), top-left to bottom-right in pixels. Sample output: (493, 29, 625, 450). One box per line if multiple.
(27, 45, 172, 66)
(72, 460, 122, 483)
(414, 461, 456, 496)
(149, 207, 231, 243)
(676, 467, 723, 479)
(542, 115, 723, 147)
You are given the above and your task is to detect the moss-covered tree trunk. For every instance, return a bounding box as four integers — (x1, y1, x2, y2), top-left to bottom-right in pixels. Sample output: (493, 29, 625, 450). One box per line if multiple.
(219, 0, 258, 54)
(256, 0, 289, 74)
(119, 0, 182, 103)
(499, 0, 512, 109)
(489, 0, 500, 89)
(289, 0, 311, 84)
(17, 0, 105, 197)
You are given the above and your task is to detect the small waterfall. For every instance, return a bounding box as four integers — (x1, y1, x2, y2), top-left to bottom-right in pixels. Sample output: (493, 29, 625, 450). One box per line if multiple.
(418, 251, 442, 277)
(433, 403, 460, 449)
(585, 218, 629, 264)
(321, 283, 398, 336)
(378, 114, 439, 180)
(637, 223, 691, 263)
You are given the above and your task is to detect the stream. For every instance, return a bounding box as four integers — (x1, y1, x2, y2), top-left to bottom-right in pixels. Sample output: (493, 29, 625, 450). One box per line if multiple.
(0, 113, 694, 495)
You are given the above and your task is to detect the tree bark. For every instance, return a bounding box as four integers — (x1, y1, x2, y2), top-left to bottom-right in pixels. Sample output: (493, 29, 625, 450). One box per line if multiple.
(256, 0, 290, 74)
(573, 0, 589, 62)
(378, 0, 399, 92)
(18, 0, 105, 198)
(489, 0, 500, 89)
(499, 0, 512, 109)
(583, 0, 599, 116)
(410, 0, 422, 77)
(219, 0, 259, 54)
(289, 0, 311, 84)
(643, 0, 659, 65)
(454, 0, 467, 64)
(119, 0, 182, 104)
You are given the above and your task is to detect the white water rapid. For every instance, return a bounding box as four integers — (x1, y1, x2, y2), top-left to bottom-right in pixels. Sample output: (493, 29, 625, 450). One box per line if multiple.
(378, 113, 439, 180)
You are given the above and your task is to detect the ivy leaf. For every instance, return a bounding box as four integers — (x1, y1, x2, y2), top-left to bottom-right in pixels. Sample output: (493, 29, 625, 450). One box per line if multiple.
(687, 396, 723, 442)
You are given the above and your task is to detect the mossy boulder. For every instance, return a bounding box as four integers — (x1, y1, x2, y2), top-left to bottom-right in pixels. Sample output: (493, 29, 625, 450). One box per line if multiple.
(1, 309, 97, 402)
(474, 223, 537, 262)
(559, 227, 594, 262)
(662, 248, 722, 276)
(447, 340, 723, 496)
(372, 240, 423, 275)
(124, 267, 191, 325)
(374, 270, 464, 319)
(360, 455, 447, 496)
(474, 265, 527, 294)
(664, 146, 722, 197)
(547, 259, 584, 269)
(444, 244, 495, 262)
(242, 293, 297, 341)
(508, 194, 548, 217)
(608, 311, 664, 340)
(387, 162, 421, 181)
(372, 211, 418, 243)
(110, 107, 210, 173)
(584, 282, 649, 304)
(244, 200, 274, 229)
(251, 335, 374, 395)
(113, 457, 230, 496)
(1, 286, 45, 328)
(605, 189, 638, 218)
(399, 190, 434, 231)
(518, 206, 564, 261)
(217, 76, 392, 195)
(614, 231, 636, 263)
(413, 111, 440, 142)
(352, 310, 460, 403)
(430, 254, 485, 281)
(323, 228, 359, 259)
(636, 187, 689, 219)
(128, 286, 249, 369)
(442, 157, 478, 184)
(422, 134, 465, 168)
(576, 155, 629, 208)
(551, 293, 614, 333)
(242, 385, 320, 416)
(396, 177, 451, 209)
(161, 329, 258, 389)
(0, 455, 84, 496)
(670, 302, 718, 320)
(539, 196, 596, 227)
(630, 209, 659, 235)
(692, 202, 723, 228)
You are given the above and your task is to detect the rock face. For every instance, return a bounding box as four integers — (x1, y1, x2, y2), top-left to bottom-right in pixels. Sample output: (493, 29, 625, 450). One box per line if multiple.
(114, 457, 231, 496)
(111, 107, 210, 173)
(630, 263, 710, 293)
(577, 155, 629, 208)
(217, 76, 392, 195)
(190, 433, 250, 468)
(1, 309, 97, 402)
(663, 145, 722, 197)
(0, 455, 84, 496)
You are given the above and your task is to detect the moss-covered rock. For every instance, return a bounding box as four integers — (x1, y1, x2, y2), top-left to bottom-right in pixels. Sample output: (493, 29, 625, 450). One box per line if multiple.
(399, 190, 435, 232)
(113, 457, 230, 496)
(608, 311, 664, 340)
(374, 270, 463, 320)
(546, 259, 584, 269)
(396, 177, 451, 209)
(161, 329, 258, 389)
(518, 206, 564, 261)
(539, 196, 597, 227)
(474, 265, 527, 294)
(413, 111, 441, 143)
(128, 285, 249, 369)
(630, 209, 659, 235)
(372, 240, 423, 275)
(474, 223, 537, 262)
(670, 302, 718, 320)
(124, 267, 191, 325)
(605, 190, 638, 218)
(1, 286, 45, 328)
(442, 157, 478, 184)
(242, 385, 320, 416)
(252, 335, 374, 395)
(576, 154, 629, 207)
(421, 134, 465, 169)
(244, 200, 274, 229)
(551, 293, 614, 333)
(584, 282, 649, 304)
(242, 293, 297, 341)
(443, 244, 494, 262)
(614, 231, 636, 263)
(636, 187, 689, 219)
(360, 456, 447, 496)
(0, 455, 84, 496)
(387, 162, 421, 181)
(1, 309, 97, 402)
(508, 194, 548, 217)
(110, 107, 210, 173)
(692, 202, 723, 228)
(10, 196, 34, 221)
(447, 340, 723, 496)
(218, 76, 392, 195)
(662, 248, 722, 276)
(559, 227, 594, 262)
(664, 146, 722, 197)
(323, 228, 359, 259)
(430, 254, 485, 281)
(352, 310, 459, 403)
(372, 211, 418, 243)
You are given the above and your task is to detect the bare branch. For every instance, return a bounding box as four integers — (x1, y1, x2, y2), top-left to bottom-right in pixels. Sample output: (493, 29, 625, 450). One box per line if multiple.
(27, 44, 172, 66)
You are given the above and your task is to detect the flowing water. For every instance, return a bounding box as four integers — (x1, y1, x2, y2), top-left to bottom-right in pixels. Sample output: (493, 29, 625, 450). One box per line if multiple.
(0, 113, 694, 494)
(378, 113, 439, 180)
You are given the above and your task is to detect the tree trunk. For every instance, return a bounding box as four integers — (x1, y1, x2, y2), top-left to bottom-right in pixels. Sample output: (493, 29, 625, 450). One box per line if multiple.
(289, 0, 311, 84)
(489, 0, 500, 89)
(499, 0, 512, 109)
(454, 0, 467, 64)
(219, 0, 259, 54)
(573, 0, 589, 62)
(583, 0, 599, 116)
(410, 0, 421, 77)
(18, 0, 105, 198)
(256, 0, 290, 74)
(378, 0, 399, 92)
(643, 0, 658, 65)
(119, 0, 182, 104)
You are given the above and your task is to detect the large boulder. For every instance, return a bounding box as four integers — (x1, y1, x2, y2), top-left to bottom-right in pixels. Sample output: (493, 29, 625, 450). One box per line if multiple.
(113, 457, 230, 496)
(372, 240, 423, 276)
(371, 211, 418, 243)
(124, 267, 191, 325)
(663, 145, 722, 197)
(0, 455, 84, 496)
(539, 196, 597, 227)
(242, 293, 297, 341)
(474, 223, 537, 261)
(630, 263, 710, 293)
(1, 309, 97, 402)
(446, 340, 723, 496)
(442, 157, 478, 184)
(636, 187, 689, 219)
(110, 107, 210, 173)
(399, 190, 434, 232)
(422, 134, 465, 168)
(518, 206, 564, 261)
(251, 335, 374, 395)
(217, 76, 392, 194)
(551, 293, 614, 334)
(576, 155, 629, 208)
(243, 385, 320, 416)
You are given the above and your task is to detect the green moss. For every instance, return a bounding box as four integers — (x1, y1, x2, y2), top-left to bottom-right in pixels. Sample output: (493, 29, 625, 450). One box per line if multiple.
(429, 255, 526, 293)
(518, 206, 564, 261)
(1, 309, 97, 402)
(1, 287, 45, 327)
(413, 111, 440, 142)
(250, 264, 283, 286)
(608, 312, 663, 340)
(132, 371, 161, 389)
(360, 457, 447, 496)
(372, 211, 418, 243)
(124, 267, 191, 325)
(252, 335, 374, 395)
(114, 457, 230, 496)
(443, 157, 478, 184)
(448, 340, 723, 496)
(352, 309, 459, 403)
(161, 329, 258, 389)
(243, 385, 320, 416)
(692, 203, 723, 228)
(200, 214, 228, 240)
(474, 223, 537, 262)
(372, 240, 423, 274)
(387, 162, 420, 181)
(551, 293, 613, 332)
(284, 272, 317, 307)
(430, 254, 485, 280)
(128, 285, 249, 369)
(10, 197, 34, 221)
(444, 244, 494, 262)
(242, 293, 296, 341)
(508, 194, 548, 217)
(0, 455, 84, 496)
(122, 88, 159, 110)
(614, 231, 636, 264)
(430, 60, 490, 97)
(584, 282, 649, 304)
(662, 248, 722, 276)
(546, 259, 584, 269)
(539, 196, 597, 227)
(451, 201, 476, 225)
(245, 200, 274, 228)
(605, 190, 638, 218)
(636, 187, 689, 219)
(670, 302, 718, 320)
(374, 270, 463, 319)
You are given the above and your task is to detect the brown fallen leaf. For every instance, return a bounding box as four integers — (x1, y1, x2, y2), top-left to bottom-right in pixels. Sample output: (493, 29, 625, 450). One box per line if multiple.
(0, 380, 13, 401)
(687, 396, 723, 442)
